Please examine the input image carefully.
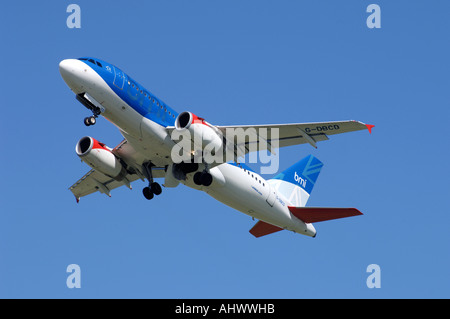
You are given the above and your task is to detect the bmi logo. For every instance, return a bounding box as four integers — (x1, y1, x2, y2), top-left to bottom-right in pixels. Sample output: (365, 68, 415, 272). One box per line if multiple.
(294, 171, 306, 188)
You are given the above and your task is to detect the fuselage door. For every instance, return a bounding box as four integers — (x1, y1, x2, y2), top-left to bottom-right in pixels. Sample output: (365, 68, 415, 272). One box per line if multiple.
(113, 66, 125, 90)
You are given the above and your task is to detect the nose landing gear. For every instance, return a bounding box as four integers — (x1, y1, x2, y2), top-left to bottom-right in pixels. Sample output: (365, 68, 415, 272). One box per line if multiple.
(76, 93, 102, 126)
(84, 116, 97, 126)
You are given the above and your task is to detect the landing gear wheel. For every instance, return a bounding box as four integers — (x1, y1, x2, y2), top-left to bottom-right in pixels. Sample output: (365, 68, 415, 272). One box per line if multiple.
(193, 172, 213, 186)
(142, 187, 154, 200)
(150, 182, 162, 196)
(193, 172, 203, 185)
(88, 116, 96, 125)
(84, 116, 97, 126)
(200, 172, 213, 187)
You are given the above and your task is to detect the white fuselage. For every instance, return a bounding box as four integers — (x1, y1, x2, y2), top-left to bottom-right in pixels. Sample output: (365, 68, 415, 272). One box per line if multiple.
(198, 164, 316, 236)
(60, 59, 316, 237)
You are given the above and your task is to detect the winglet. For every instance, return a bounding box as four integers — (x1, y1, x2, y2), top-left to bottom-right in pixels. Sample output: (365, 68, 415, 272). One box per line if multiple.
(365, 124, 375, 134)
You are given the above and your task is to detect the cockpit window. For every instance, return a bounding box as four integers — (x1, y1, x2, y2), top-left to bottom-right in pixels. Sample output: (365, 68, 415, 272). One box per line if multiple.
(78, 58, 102, 68)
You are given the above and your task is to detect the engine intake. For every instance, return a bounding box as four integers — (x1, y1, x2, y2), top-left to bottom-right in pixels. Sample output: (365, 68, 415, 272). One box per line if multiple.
(174, 112, 223, 159)
(75, 136, 126, 180)
(175, 111, 205, 130)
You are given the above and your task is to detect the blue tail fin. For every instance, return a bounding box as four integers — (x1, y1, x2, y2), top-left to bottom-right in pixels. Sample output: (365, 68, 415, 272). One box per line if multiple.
(269, 155, 323, 206)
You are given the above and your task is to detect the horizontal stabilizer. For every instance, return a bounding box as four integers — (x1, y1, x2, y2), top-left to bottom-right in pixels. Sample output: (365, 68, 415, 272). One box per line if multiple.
(249, 221, 283, 238)
(288, 207, 363, 223)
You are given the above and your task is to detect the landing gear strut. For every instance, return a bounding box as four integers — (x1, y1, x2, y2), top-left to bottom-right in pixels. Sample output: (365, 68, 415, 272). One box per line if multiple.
(142, 162, 162, 200)
(76, 93, 101, 126)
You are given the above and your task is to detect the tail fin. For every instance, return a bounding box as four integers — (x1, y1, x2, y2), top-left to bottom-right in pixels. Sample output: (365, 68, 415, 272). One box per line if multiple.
(268, 155, 323, 207)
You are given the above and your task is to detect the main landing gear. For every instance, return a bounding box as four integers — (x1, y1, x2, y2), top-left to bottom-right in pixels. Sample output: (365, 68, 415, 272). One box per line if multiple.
(142, 162, 162, 200)
(193, 171, 213, 187)
(142, 182, 162, 200)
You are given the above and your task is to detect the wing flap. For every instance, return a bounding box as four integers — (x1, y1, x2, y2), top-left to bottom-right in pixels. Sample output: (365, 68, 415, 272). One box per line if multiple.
(288, 207, 363, 223)
(217, 120, 372, 154)
(249, 221, 284, 238)
(69, 137, 170, 202)
(69, 169, 141, 201)
(69, 167, 168, 201)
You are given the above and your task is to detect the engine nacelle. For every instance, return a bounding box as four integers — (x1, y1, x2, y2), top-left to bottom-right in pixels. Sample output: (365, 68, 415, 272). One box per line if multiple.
(174, 111, 223, 153)
(75, 136, 126, 180)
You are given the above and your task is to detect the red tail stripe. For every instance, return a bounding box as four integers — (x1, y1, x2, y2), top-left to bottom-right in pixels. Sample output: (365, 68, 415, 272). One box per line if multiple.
(249, 221, 283, 238)
(288, 207, 363, 223)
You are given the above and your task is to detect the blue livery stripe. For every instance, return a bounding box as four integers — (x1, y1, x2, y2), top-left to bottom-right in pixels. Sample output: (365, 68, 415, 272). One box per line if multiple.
(271, 155, 323, 194)
(78, 57, 178, 127)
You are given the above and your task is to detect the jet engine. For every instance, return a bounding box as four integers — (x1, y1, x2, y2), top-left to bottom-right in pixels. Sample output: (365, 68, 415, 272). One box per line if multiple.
(174, 111, 223, 153)
(75, 136, 126, 180)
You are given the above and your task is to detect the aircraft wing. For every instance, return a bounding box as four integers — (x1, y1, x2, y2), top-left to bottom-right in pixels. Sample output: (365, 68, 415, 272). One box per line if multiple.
(217, 120, 374, 153)
(69, 167, 167, 202)
(69, 169, 137, 201)
(69, 139, 167, 202)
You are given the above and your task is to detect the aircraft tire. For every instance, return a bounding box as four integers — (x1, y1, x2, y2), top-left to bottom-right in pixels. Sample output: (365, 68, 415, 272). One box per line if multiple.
(200, 173, 213, 187)
(151, 182, 162, 195)
(142, 187, 154, 200)
(193, 172, 202, 185)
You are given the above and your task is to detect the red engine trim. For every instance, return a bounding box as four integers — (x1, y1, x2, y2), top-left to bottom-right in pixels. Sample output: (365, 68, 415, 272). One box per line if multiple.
(91, 138, 108, 151)
(191, 113, 207, 126)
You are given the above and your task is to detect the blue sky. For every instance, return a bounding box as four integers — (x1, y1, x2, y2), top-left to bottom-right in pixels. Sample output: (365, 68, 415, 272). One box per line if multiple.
(1, 0, 449, 298)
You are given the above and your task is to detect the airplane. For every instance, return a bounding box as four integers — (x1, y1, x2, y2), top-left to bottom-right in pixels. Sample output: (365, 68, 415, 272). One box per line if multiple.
(59, 57, 374, 238)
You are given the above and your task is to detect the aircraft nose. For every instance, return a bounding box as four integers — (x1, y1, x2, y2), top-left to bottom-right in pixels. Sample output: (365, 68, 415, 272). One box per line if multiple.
(59, 59, 77, 81)
(59, 59, 86, 93)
